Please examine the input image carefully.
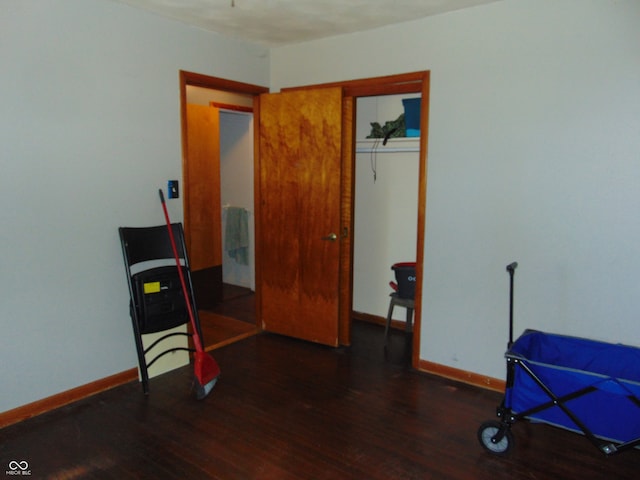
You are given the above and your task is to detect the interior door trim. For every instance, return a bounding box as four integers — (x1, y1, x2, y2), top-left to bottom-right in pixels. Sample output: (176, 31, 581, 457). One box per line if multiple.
(179, 72, 268, 241)
(178, 70, 268, 329)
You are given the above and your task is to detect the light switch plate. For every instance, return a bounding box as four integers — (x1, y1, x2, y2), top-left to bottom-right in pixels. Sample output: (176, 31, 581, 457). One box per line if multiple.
(167, 180, 179, 199)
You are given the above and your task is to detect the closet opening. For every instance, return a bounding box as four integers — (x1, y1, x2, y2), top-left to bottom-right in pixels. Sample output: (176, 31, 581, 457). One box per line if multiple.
(352, 93, 421, 359)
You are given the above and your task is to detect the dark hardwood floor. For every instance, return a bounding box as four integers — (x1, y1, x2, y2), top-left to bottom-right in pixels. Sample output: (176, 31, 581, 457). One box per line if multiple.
(198, 283, 258, 351)
(1, 322, 638, 479)
(204, 283, 256, 325)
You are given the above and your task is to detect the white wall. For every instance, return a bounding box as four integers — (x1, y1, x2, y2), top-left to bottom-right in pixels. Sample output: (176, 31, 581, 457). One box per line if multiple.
(353, 142, 420, 321)
(353, 95, 420, 322)
(220, 111, 255, 290)
(0, 0, 269, 412)
(271, 0, 640, 380)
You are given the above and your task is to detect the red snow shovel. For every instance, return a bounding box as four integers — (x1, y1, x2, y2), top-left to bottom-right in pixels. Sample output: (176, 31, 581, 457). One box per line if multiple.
(159, 189, 220, 399)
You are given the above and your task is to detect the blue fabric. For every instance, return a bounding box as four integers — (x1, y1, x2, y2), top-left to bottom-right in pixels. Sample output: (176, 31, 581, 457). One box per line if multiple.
(402, 98, 421, 132)
(510, 330, 640, 382)
(506, 330, 640, 443)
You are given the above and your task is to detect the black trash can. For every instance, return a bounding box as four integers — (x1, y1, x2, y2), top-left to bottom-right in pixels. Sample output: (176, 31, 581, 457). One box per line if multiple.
(392, 262, 416, 299)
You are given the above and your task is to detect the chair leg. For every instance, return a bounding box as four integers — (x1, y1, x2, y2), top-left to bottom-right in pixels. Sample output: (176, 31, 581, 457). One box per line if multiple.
(384, 300, 395, 348)
(405, 308, 414, 333)
(136, 340, 150, 395)
(140, 363, 150, 396)
(130, 312, 150, 395)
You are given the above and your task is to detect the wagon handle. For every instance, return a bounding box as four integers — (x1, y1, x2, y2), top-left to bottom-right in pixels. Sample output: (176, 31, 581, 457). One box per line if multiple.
(506, 262, 518, 348)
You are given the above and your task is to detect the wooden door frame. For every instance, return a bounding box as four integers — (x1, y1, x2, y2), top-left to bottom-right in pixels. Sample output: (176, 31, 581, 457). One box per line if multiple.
(179, 71, 269, 233)
(283, 71, 430, 367)
(179, 70, 268, 327)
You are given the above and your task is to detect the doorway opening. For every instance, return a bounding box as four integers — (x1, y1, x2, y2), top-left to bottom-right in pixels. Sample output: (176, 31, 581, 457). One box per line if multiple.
(179, 71, 268, 350)
(352, 93, 421, 358)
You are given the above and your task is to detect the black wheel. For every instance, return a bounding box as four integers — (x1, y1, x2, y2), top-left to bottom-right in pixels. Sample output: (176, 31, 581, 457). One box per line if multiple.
(478, 420, 514, 455)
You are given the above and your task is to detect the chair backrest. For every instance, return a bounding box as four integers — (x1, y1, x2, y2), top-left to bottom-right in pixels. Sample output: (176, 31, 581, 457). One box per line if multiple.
(119, 224, 186, 267)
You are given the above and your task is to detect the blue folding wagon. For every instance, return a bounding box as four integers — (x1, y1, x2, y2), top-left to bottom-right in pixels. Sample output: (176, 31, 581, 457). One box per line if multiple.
(478, 262, 640, 456)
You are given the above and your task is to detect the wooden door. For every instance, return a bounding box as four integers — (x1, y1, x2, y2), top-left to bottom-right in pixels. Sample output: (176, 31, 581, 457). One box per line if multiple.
(184, 103, 222, 308)
(258, 87, 343, 346)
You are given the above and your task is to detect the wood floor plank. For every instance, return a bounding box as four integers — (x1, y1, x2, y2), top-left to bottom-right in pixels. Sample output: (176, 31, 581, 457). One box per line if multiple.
(199, 311, 258, 351)
(1, 322, 638, 479)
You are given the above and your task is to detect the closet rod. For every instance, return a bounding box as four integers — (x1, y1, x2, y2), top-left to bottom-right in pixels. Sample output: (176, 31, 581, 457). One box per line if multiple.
(356, 146, 419, 154)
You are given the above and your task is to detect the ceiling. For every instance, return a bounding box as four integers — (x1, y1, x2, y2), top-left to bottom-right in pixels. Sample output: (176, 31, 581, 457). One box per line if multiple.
(113, 0, 500, 47)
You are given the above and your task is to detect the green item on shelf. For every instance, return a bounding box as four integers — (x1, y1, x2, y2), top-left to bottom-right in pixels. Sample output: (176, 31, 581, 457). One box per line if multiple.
(367, 113, 406, 139)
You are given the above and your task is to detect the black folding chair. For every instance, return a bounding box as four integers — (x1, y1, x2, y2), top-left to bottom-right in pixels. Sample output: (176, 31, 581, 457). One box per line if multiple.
(119, 224, 203, 394)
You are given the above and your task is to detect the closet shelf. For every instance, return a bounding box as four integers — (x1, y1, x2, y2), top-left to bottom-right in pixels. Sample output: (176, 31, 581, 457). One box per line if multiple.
(356, 138, 420, 154)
